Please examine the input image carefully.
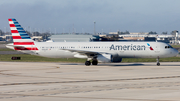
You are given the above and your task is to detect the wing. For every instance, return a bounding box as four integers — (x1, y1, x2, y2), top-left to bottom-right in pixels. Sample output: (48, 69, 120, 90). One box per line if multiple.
(61, 48, 109, 58)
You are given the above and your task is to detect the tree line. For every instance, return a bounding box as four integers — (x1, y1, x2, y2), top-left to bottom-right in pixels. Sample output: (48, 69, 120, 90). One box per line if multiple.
(0, 29, 179, 36)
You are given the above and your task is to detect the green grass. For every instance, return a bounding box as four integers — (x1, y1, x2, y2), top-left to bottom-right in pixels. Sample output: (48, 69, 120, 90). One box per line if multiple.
(171, 45, 180, 48)
(0, 54, 180, 63)
(0, 48, 14, 51)
(0, 54, 86, 63)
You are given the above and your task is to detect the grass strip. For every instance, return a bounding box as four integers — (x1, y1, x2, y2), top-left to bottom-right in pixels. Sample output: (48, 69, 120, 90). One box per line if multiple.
(0, 54, 180, 63)
(171, 45, 180, 48)
(0, 54, 86, 63)
(0, 48, 14, 51)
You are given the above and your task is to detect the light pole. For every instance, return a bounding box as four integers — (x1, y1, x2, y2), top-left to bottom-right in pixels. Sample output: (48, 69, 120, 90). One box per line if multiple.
(55, 28, 56, 35)
(94, 21, 96, 35)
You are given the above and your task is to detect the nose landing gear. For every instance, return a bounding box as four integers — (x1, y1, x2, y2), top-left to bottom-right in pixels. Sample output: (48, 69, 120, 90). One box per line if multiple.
(156, 57, 160, 66)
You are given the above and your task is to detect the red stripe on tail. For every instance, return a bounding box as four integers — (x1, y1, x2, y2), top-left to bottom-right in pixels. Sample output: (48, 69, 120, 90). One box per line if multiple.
(8, 19, 12, 21)
(14, 42, 35, 45)
(11, 30, 19, 33)
(12, 36, 21, 39)
(10, 24, 15, 27)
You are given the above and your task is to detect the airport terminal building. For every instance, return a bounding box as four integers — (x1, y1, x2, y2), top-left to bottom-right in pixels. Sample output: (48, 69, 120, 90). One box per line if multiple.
(49, 32, 180, 44)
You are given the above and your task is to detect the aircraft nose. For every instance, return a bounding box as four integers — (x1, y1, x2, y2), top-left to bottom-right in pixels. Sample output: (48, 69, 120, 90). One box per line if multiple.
(173, 49, 179, 56)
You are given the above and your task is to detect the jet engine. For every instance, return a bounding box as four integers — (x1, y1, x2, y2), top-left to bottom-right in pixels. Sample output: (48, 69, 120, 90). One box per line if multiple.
(97, 54, 122, 63)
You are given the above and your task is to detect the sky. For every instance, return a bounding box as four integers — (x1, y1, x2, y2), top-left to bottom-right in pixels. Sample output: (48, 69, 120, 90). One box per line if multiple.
(1, 0, 180, 34)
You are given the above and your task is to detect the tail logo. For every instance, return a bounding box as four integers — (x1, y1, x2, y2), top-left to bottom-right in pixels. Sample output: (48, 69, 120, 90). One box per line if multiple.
(8, 18, 38, 51)
(8, 19, 31, 39)
(147, 43, 154, 50)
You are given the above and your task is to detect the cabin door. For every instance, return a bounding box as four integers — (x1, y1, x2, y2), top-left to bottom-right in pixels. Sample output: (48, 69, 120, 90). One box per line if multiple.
(154, 44, 160, 53)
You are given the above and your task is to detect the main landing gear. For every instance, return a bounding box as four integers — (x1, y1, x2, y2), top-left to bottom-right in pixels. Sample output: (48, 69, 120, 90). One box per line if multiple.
(85, 61, 91, 66)
(85, 60, 98, 66)
(156, 57, 160, 66)
(92, 60, 98, 65)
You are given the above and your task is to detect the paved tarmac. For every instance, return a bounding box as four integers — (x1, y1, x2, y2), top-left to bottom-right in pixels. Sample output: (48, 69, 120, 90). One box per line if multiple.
(0, 44, 6, 48)
(0, 62, 180, 101)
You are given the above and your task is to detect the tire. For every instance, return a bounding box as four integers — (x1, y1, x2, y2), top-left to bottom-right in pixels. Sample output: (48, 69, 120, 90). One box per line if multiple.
(85, 61, 91, 66)
(157, 62, 160, 66)
(92, 60, 98, 65)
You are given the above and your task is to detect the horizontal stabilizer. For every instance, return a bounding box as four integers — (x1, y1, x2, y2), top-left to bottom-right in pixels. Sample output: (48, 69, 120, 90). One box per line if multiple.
(6, 43, 38, 50)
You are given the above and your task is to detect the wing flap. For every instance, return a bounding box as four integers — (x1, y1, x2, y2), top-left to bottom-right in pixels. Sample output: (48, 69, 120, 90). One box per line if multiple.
(61, 48, 108, 57)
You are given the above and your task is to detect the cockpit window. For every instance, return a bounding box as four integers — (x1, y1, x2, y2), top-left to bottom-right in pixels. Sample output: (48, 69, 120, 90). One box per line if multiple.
(165, 45, 173, 49)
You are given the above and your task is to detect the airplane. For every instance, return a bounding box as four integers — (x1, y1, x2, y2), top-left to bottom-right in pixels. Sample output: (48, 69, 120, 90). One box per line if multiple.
(6, 18, 179, 66)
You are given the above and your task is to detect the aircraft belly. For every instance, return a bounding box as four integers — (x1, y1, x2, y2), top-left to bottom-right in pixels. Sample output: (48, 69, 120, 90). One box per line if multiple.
(117, 51, 149, 58)
(58, 50, 74, 58)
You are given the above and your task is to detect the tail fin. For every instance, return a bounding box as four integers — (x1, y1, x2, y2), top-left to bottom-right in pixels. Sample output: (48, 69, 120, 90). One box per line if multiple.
(8, 19, 38, 50)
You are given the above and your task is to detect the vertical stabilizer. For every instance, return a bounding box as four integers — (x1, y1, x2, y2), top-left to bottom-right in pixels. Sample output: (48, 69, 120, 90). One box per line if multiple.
(8, 19, 38, 50)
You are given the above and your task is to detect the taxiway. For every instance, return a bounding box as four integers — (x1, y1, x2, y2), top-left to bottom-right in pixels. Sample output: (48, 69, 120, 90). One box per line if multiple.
(0, 62, 180, 101)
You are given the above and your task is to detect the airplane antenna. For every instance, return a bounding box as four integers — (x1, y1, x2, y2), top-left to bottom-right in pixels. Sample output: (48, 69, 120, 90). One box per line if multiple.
(55, 28, 56, 35)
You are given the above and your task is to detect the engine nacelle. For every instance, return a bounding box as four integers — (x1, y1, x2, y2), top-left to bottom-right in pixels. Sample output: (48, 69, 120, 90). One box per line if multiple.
(97, 54, 122, 63)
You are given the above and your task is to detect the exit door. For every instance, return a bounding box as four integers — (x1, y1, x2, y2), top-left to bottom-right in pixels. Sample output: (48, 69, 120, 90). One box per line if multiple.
(154, 44, 160, 53)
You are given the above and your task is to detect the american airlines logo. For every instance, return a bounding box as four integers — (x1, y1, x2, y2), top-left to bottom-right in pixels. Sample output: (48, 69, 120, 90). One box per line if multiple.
(110, 44, 146, 51)
(147, 43, 154, 50)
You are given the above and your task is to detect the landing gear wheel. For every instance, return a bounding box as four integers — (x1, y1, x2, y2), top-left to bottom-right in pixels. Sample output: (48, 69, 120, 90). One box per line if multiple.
(157, 62, 160, 66)
(92, 60, 98, 65)
(85, 61, 91, 66)
(156, 57, 160, 66)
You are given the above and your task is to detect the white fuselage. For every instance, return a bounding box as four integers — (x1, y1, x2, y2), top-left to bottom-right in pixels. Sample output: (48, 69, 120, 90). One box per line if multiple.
(26, 41, 178, 59)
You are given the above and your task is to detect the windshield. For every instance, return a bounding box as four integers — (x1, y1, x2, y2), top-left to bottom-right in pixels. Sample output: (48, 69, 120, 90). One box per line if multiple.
(165, 45, 173, 49)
